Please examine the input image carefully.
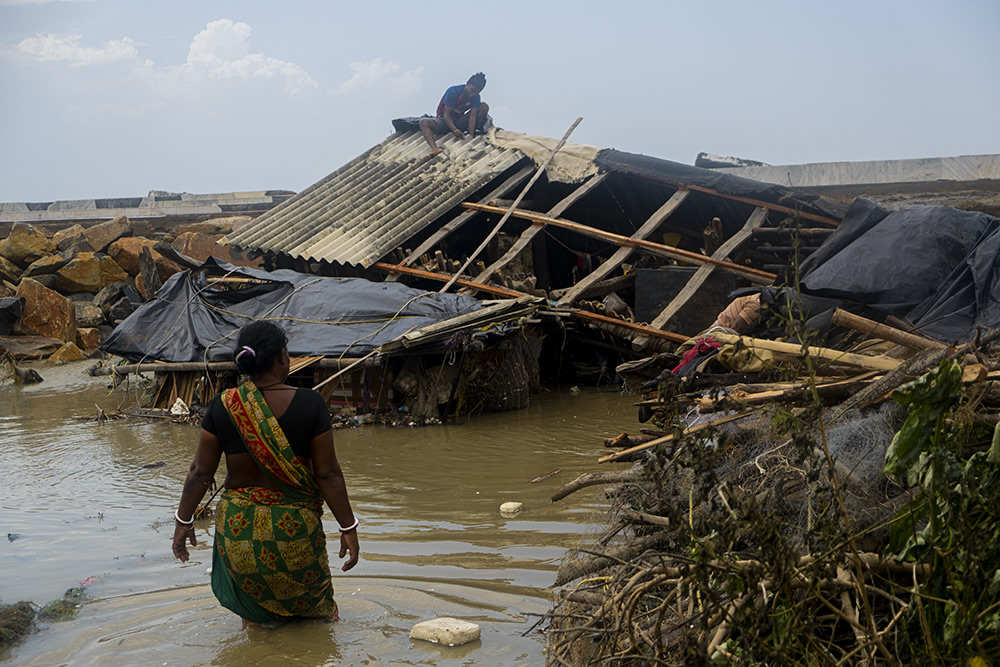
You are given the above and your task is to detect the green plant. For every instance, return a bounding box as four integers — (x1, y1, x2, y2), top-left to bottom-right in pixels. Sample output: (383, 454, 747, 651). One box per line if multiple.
(884, 359, 1000, 662)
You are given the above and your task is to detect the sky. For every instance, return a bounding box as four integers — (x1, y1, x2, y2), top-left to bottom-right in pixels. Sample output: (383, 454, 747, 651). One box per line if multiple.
(1, 0, 998, 202)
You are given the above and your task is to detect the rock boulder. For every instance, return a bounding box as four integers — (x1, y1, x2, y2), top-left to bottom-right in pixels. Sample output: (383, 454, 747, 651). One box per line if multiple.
(15, 277, 77, 342)
(74, 302, 105, 327)
(0, 255, 22, 283)
(172, 232, 263, 268)
(82, 216, 132, 253)
(48, 342, 87, 364)
(109, 296, 137, 323)
(175, 216, 252, 236)
(76, 327, 101, 352)
(54, 252, 129, 293)
(0, 223, 56, 267)
(0, 334, 65, 360)
(108, 237, 181, 280)
(0, 296, 25, 335)
(23, 251, 75, 278)
(53, 224, 93, 253)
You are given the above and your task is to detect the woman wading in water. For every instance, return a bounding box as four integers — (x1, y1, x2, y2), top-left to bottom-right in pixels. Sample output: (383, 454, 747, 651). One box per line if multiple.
(172, 321, 359, 627)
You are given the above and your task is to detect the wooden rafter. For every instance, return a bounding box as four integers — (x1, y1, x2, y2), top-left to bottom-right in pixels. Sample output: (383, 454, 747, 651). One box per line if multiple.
(632, 177, 841, 227)
(647, 206, 769, 333)
(555, 189, 690, 306)
(463, 172, 609, 288)
(462, 203, 777, 284)
(385, 164, 535, 281)
(374, 261, 524, 298)
(373, 261, 689, 343)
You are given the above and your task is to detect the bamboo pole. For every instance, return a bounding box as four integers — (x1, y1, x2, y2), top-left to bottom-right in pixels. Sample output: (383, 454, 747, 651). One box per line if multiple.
(831, 308, 948, 351)
(709, 332, 902, 372)
(91, 357, 368, 377)
(439, 116, 583, 293)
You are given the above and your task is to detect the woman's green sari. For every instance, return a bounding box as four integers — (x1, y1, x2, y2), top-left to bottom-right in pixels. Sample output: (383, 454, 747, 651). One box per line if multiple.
(211, 381, 338, 624)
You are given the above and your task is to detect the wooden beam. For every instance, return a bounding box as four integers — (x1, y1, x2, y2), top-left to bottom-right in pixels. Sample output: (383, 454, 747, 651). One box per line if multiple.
(464, 172, 609, 289)
(555, 189, 690, 306)
(645, 207, 769, 336)
(385, 164, 534, 281)
(629, 176, 841, 227)
(831, 308, 948, 351)
(569, 309, 689, 344)
(441, 117, 583, 293)
(549, 273, 633, 301)
(463, 202, 777, 284)
(374, 261, 526, 298)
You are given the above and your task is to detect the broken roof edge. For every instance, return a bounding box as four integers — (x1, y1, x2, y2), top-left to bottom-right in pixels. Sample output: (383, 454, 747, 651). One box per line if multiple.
(485, 128, 600, 185)
(594, 149, 848, 221)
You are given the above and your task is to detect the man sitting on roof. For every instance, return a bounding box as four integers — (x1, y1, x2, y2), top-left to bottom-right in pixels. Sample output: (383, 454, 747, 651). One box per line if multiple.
(419, 72, 490, 156)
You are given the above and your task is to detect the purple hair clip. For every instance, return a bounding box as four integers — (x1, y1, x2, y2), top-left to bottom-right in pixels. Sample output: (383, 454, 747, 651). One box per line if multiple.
(235, 345, 255, 361)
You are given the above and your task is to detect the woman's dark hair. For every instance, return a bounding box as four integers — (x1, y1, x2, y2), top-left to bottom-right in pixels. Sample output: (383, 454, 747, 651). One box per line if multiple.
(234, 321, 288, 375)
(468, 72, 486, 89)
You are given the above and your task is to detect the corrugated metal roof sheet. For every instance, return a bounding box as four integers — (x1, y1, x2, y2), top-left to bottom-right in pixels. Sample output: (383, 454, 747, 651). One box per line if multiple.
(225, 131, 527, 268)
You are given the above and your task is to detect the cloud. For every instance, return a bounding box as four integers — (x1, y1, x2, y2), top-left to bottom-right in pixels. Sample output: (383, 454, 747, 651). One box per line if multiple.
(13, 19, 316, 93)
(0, 0, 93, 5)
(184, 19, 317, 93)
(334, 57, 423, 96)
(17, 33, 137, 65)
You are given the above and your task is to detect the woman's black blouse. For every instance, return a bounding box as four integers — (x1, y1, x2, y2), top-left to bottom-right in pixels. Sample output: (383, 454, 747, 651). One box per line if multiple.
(201, 388, 332, 459)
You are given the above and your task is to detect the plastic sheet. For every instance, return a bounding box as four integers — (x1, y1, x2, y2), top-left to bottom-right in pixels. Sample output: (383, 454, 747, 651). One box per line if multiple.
(799, 199, 1000, 343)
(100, 258, 482, 362)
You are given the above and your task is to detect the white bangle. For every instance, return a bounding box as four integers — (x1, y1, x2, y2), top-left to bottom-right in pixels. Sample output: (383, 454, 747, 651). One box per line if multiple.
(174, 509, 194, 525)
(338, 518, 359, 532)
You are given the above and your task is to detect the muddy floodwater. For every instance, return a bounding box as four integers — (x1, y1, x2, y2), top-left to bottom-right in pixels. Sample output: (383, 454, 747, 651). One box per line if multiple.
(1, 361, 637, 665)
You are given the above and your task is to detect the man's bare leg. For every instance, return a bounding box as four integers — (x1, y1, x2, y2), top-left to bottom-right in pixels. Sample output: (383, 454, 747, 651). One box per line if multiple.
(418, 117, 443, 156)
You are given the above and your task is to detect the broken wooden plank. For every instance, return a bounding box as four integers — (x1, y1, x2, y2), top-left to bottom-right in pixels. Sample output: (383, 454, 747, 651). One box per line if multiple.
(549, 273, 633, 301)
(640, 207, 768, 346)
(569, 309, 689, 344)
(831, 308, 948, 351)
(464, 172, 609, 289)
(555, 189, 691, 306)
(598, 412, 750, 464)
(694, 372, 881, 411)
(385, 164, 534, 281)
(440, 117, 583, 293)
(374, 261, 527, 298)
(710, 332, 902, 371)
(462, 202, 777, 284)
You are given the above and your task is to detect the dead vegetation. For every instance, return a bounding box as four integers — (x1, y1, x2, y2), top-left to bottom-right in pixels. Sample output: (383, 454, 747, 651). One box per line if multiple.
(546, 318, 1000, 664)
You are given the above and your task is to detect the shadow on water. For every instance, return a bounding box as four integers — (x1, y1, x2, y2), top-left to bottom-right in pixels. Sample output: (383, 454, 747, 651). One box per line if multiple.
(1, 361, 636, 665)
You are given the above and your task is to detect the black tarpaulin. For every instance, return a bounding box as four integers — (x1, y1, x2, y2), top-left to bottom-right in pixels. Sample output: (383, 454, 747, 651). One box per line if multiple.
(798, 199, 1000, 343)
(100, 258, 483, 363)
(594, 149, 848, 221)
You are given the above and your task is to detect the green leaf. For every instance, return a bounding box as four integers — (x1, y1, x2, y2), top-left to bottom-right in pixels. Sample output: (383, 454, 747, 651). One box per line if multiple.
(989, 419, 1000, 464)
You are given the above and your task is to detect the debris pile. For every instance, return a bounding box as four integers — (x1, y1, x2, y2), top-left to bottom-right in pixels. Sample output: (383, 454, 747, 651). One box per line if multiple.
(545, 295, 1000, 662)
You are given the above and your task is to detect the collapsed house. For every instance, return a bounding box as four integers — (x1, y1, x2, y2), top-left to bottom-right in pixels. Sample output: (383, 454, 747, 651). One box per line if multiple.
(100, 127, 836, 418)
(92, 125, 998, 426)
